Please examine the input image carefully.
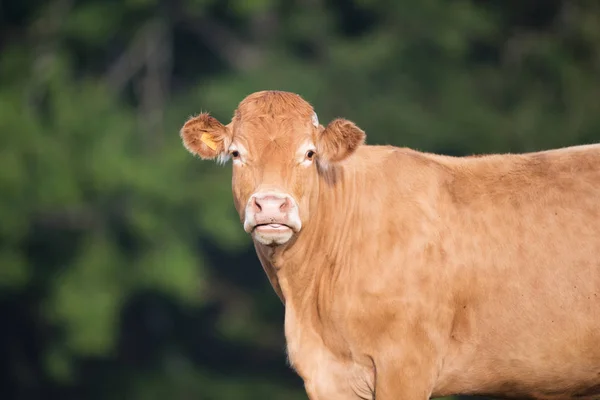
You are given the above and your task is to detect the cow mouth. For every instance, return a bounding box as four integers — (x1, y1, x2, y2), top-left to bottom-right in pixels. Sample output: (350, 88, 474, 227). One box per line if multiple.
(253, 223, 292, 232)
(251, 223, 295, 246)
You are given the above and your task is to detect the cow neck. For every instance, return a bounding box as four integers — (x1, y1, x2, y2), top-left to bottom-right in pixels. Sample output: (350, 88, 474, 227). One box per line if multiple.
(265, 162, 358, 309)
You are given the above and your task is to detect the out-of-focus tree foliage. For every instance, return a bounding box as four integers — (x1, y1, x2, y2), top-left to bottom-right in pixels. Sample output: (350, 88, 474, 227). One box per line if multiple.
(1, 0, 599, 399)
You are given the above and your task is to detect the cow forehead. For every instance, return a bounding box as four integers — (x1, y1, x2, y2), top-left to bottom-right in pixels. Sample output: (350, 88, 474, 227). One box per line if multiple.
(230, 91, 318, 153)
(233, 126, 311, 167)
(235, 116, 312, 141)
(231, 116, 317, 157)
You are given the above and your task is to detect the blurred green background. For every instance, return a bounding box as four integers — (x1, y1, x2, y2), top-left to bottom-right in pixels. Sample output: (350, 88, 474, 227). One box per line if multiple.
(1, 0, 600, 399)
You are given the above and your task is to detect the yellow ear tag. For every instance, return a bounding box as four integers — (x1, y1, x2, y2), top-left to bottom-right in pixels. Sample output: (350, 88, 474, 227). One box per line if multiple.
(200, 133, 218, 151)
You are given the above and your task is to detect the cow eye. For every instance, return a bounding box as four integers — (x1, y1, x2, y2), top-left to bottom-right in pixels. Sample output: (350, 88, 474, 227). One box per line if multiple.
(306, 150, 316, 160)
(230, 150, 240, 159)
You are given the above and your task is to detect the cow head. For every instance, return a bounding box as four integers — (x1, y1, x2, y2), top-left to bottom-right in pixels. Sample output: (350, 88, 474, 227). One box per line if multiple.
(180, 91, 365, 246)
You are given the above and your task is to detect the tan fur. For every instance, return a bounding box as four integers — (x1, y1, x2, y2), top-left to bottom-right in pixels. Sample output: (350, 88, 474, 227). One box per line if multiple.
(318, 119, 366, 164)
(180, 112, 231, 159)
(181, 91, 600, 400)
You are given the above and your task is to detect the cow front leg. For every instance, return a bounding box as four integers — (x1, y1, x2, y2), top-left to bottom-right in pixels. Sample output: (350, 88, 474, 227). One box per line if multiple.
(303, 374, 372, 400)
(373, 354, 436, 400)
(304, 380, 364, 400)
(301, 362, 374, 400)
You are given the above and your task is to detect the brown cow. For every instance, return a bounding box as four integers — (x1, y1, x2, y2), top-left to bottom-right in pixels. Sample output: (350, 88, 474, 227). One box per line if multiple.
(180, 90, 600, 400)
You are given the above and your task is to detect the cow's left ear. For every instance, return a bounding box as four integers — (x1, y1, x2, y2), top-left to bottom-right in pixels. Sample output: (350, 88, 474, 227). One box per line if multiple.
(180, 113, 232, 162)
(317, 118, 366, 164)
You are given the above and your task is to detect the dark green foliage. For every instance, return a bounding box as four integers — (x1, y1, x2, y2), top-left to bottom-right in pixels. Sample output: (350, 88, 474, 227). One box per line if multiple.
(1, 0, 599, 399)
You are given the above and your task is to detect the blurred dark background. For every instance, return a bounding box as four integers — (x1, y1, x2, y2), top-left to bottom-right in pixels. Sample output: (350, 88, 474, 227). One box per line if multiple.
(1, 0, 599, 399)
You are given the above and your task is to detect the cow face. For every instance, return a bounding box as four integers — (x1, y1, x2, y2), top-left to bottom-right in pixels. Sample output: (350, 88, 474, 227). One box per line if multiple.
(180, 91, 365, 246)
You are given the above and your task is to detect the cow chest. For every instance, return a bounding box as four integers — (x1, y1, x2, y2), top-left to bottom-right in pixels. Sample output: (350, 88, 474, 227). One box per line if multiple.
(283, 301, 374, 399)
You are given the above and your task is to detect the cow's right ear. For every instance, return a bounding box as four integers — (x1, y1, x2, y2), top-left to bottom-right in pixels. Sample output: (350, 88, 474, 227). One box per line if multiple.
(180, 113, 231, 161)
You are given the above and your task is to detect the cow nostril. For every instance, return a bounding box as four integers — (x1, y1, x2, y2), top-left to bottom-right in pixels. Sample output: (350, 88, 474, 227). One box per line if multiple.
(251, 195, 291, 214)
(280, 197, 290, 212)
(252, 197, 262, 213)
